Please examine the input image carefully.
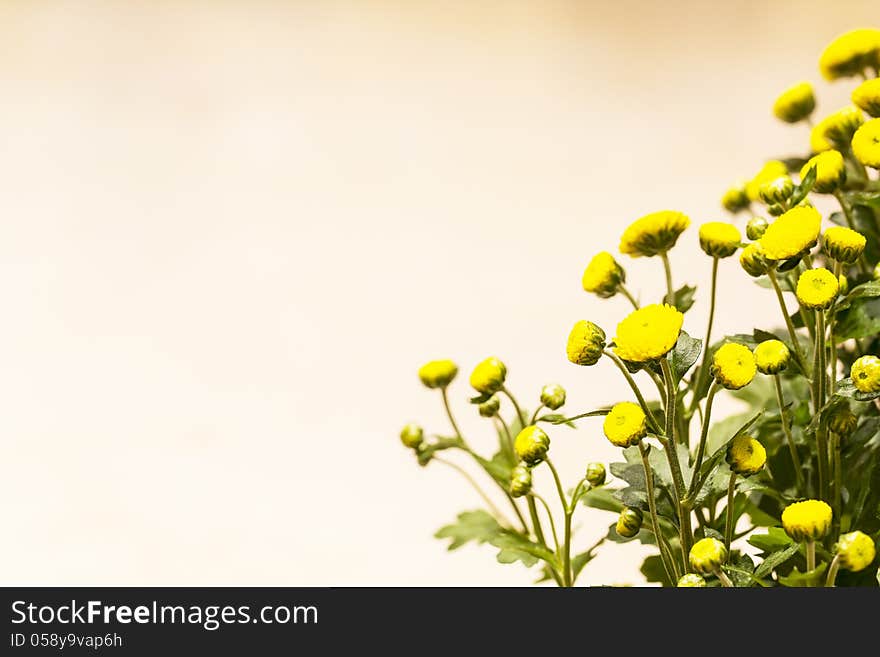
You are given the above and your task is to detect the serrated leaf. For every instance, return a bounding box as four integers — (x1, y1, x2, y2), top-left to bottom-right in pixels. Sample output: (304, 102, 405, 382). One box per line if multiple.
(417, 436, 463, 466)
(754, 543, 799, 579)
(571, 542, 603, 580)
(672, 284, 697, 313)
(489, 532, 555, 567)
(748, 526, 793, 553)
(640, 554, 673, 587)
(834, 281, 880, 312)
(778, 563, 828, 587)
(667, 331, 702, 380)
(835, 377, 880, 402)
(579, 487, 624, 513)
(434, 510, 502, 550)
(835, 297, 880, 340)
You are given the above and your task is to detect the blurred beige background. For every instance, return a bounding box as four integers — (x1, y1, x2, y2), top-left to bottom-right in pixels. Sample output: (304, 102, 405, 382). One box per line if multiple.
(0, 0, 875, 585)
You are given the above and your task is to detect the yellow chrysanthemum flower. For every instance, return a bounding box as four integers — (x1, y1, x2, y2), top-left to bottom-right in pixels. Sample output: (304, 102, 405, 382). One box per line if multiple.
(746, 160, 788, 201)
(852, 78, 880, 118)
(819, 28, 880, 80)
(566, 320, 606, 366)
(677, 573, 707, 588)
(781, 499, 832, 542)
(796, 268, 839, 310)
(514, 425, 550, 466)
(836, 531, 876, 572)
(754, 339, 790, 375)
(582, 251, 625, 298)
(759, 206, 821, 261)
(852, 118, 880, 169)
(772, 81, 816, 123)
(613, 303, 684, 363)
(721, 182, 750, 213)
(619, 210, 690, 258)
(689, 537, 728, 575)
(712, 342, 757, 390)
(602, 402, 647, 447)
(823, 226, 867, 264)
(810, 106, 864, 152)
(726, 434, 766, 476)
(851, 355, 880, 394)
(800, 150, 846, 194)
(418, 359, 458, 389)
(470, 357, 507, 395)
(698, 222, 741, 258)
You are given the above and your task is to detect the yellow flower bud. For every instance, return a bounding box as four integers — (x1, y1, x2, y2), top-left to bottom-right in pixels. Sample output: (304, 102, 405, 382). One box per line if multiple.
(585, 462, 606, 487)
(603, 402, 647, 447)
(539, 383, 566, 411)
(745, 216, 769, 241)
(418, 359, 459, 389)
(514, 425, 550, 466)
(796, 268, 839, 310)
(838, 274, 849, 296)
(746, 161, 788, 202)
(699, 222, 742, 258)
(759, 206, 821, 261)
(478, 395, 501, 418)
(677, 573, 707, 587)
(852, 78, 880, 118)
(616, 506, 643, 538)
(470, 357, 507, 395)
(828, 405, 858, 437)
(689, 537, 728, 575)
(566, 320, 606, 366)
(582, 251, 625, 298)
(739, 243, 771, 277)
(399, 423, 424, 449)
(754, 339, 790, 375)
(811, 106, 864, 152)
(851, 355, 880, 394)
(509, 463, 532, 498)
(852, 118, 880, 169)
(726, 434, 766, 476)
(619, 210, 690, 258)
(800, 150, 846, 194)
(758, 176, 795, 206)
(823, 226, 867, 264)
(712, 342, 757, 390)
(781, 499, 832, 542)
(613, 303, 684, 363)
(836, 531, 876, 572)
(773, 81, 816, 124)
(819, 29, 880, 81)
(721, 182, 750, 214)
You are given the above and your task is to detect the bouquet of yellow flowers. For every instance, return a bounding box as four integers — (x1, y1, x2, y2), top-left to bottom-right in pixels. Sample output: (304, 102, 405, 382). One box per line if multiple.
(400, 29, 880, 587)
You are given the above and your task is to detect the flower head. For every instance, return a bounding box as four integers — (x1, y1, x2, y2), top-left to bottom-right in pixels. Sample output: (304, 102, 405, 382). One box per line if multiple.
(418, 359, 458, 389)
(758, 176, 794, 206)
(836, 531, 876, 572)
(819, 29, 880, 80)
(514, 425, 550, 466)
(754, 339, 790, 375)
(796, 268, 839, 310)
(566, 320, 606, 366)
(726, 434, 767, 476)
(853, 78, 880, 118)
(852, 118, 880, 169)
(781, 499, 832, 542)
(616, 506, 643, 538)
(478, 395, 500, 418)
(746, 160, 788, 201)
(602, 402, 647, 447)
(772, 81, 816, 123)
(739, 243, 771, 277)
(582, 251, 625, 298)
(619, 210, 690, 258)
(699, 222, 742, 258)
(540, 383, 566, 410)
(470, 357, 507, 395)
(677, 573, 707, 588)
(613, 303, 684, 363)
(399, 423, 424, 449)
(810, 106, 864, 152)
(745, 216, 769, 241)
(721, 182, 750, 213)
(689, 537, 728, 575)
(759, 206, 821, 261)
(712, 342, 757, 390)
(823, 226, 866, 264)
(585, 462, 606, 487)
(851, 355, 880, 394)
(800, 150, 846, 194)
(509, 463, 532, 498)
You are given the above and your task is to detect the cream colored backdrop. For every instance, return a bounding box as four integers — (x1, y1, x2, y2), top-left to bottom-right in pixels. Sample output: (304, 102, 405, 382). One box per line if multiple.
(0, 1, 875, 585)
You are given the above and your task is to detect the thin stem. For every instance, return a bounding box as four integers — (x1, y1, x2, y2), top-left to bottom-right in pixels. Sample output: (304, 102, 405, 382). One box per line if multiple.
(545, 459, 567, 514)
(767, 268, 809, 378)
(544, 459, 573, 586)
(639, 442, 677, 585)
(619, 284, 640, 309)
(715, 569, 734, 587)
(814, 312, 829, 501)
(532, 493, 560, 554)
(824, 554, 841, 587)
(661, 359, 692, 570)
(724, 472, 737, 558)
(690, 257, 719, 417)
(831, 433, 842, 540)
(689, 383, 719, 497)
(660, 252, 675, 306)
(501, 386, 528, 429)
(773, 374, 806, 495)
(806, 540, 816, 573)
(529, 404, 545, 426)
(441, 387, 464, 440)
(434, 456, 511, 527)
(829, 261, 841, 392)
(526, 497, 547, 548)
(604, 350, 662, 433)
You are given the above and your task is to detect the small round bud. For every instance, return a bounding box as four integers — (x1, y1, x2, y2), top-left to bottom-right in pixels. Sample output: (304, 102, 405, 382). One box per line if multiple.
(514, 425, 550, 466)
(540, 383, 566, 410)
(852, 78, 880, 118)
(602, 402, 647, 447)
(781, 499, 832, 542)
(828, 405, 858, 437)
(836, 531, 876, 572)
(399, 423, 424, 449)
(721, 182, 750, 214)
(418, 359, 458, 389)
(584, 462, 606, 487)
(712, 342, 757, 390)
(823, 226, 867, 264)
(746, 161, 788, 202)
(773, 81, 816, 124)
(509, 463, 532, 498)
(469, 357, 507, 395)
(689, 537, 728, 575)
(478, 395, 501, 418)
(801, 151, 846, 194)
(739, 243, 771, 277)
(851, 355, 880, 394)
(796, 268, 839, 310)
(698, 222, 742, 258)
(616, 506, 643, 538)
(745, 216, 769, 241)
(677, 573, 707, 588)
(566, 320, 606, 366)
(726, 434, 766, 476)
(582, 251, 625, 299)
(758, 176, 795, 206)
(754, 339, 790, 375)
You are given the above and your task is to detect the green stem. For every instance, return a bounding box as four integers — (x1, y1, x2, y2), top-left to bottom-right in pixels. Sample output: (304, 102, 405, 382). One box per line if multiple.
(767, 268, 809, 378)
(441, 387, 464, 440)
(619, 284, 640, 309)
(724, 472, 737, 558)
(604, 350, 662, 433)
(834, 193, 869, 274)
(715, 569, 734, 587)
(529, 404, 545, 426)
(526, 497, 549, 556)
(639, 442, 677, 585)
(690, 257, 719, 417)
(660, 252, 675, 306)
(661, 359, 692, 570)
(532, 493, 560, 554)
(689, 383, 719, 497)
(544, 458, 571, 586)
(501, 386, 528, 429)
(824, 554, 841, 587)
(814, 311, 829, 501)
(831, 433, 842, 540)
(806, 540, 816, 573)
(434, 456, 512, 527)
(773, 374, 806, 495)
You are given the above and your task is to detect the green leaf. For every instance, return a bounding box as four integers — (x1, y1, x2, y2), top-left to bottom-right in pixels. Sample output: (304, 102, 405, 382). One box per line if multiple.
(748, 526, 793, 553)
(536, 413, 577, 428)
(469, 392, 493, 404)
(417, 436, 463, 466)
(753, 543, 799, 579)
(667, 330, 702, 380)
(571, 539, 605, 580)
(434, 510, 502, 550)
(778, 563, 828, 587)
(473, 451, 514, 487)
(672, 284, 697, 313)
(834, 281, 880, 312)
(489, 532, 556, 567)
(835, 377, 880, 402)
(788, 164, 816, 207)
(723, 553, 756, 587)
(579, 487, 624, 513)
(835, 297, 880, 340)
(848, 191, 880, 208)
(640, 554, 673, 587)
